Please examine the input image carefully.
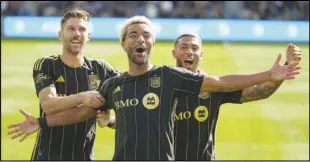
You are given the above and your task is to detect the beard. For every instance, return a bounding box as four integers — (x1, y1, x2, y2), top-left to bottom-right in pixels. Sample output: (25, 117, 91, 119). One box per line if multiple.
(127, 48, 149, 65)
(64, 40, 84, 55)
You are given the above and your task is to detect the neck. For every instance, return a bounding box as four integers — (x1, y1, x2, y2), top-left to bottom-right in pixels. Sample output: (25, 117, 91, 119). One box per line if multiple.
(193, 68, 199, 74)
(128, 61, 153, 76)
(61, 51, 84, 68)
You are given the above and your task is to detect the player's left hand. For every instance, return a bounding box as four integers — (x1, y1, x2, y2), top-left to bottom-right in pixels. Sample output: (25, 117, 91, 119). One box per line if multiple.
(269, 53, 301, 82)
(286, 43, 302, 64)
(96, 110, 111, 128)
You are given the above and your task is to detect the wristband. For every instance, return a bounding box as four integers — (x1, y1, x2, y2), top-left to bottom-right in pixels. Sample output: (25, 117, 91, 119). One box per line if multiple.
(284, 61, 288, 65)
(107, 116, 115, 128)
(37, 116, 48, 129)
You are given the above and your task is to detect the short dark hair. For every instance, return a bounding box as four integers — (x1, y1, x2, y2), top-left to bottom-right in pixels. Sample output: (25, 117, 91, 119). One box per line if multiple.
(61, 9, 91, 29)
(174, 33, 201, 47)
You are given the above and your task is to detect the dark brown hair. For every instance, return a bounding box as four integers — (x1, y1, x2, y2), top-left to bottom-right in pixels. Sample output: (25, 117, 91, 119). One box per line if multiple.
(60, 9, 91, 29)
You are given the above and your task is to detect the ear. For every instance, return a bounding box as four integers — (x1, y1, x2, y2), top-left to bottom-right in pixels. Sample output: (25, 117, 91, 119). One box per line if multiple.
(121, 41, 125, 50)
(87, 32, 90, 42)
(172, 49, 177, 58)
(200, 52, 203, 59)
(58, 31, 62, 40)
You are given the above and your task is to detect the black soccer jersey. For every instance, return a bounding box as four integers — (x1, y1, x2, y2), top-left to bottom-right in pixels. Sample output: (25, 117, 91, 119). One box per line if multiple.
(98, 65, 204, 160)
(31, 55, 119, 160)
(174, 90, 243, 160)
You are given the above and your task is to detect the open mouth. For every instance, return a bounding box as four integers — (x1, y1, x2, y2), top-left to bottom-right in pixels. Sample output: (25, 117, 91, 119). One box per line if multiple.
(135, 47, 146, 53)
(184, 59, 194, 65)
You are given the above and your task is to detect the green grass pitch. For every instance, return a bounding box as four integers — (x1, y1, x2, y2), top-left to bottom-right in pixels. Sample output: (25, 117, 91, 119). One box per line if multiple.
(1, 39, 309, 160)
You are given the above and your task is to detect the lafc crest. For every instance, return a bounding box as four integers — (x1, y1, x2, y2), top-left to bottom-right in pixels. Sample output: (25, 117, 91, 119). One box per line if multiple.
(199, 92, 209, 99)
(150, 76, 160, 88)
(88, 74, 100, 90)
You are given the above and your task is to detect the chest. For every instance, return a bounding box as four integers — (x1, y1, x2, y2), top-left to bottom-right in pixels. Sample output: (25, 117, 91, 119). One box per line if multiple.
(175, 92, 222, 123)
(52, 65, 102, 94)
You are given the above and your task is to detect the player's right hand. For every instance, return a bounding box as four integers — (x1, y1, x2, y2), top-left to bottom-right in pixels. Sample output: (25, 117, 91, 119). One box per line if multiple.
(7, 109, 40, 142)
(286, 43, 302, 64)
(80, 91, 105, 108)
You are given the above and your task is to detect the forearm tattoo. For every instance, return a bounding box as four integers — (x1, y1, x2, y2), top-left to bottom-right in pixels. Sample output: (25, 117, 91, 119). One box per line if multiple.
(240, 80, 284, 103)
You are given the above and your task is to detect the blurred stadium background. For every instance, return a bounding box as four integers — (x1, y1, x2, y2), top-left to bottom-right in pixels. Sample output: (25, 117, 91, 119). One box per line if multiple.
(1, 1, 309, 160)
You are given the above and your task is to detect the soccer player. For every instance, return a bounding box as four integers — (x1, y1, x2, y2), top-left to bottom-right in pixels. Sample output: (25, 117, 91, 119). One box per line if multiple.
(27, 10, 119, 160)
(8, 16, 301, 160)
(171, 33, 302, 160)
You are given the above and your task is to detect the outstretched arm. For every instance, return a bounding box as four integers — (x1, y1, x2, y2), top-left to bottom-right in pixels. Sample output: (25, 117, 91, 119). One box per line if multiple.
(240, 43, 302, 103)
(240, 80, 283, 103)
(200, 53, 300, 93)
(7, 106, 98, 142)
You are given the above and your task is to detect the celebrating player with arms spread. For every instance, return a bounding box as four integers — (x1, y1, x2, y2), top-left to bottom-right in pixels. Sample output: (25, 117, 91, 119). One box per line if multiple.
(8, 16, 301, 160)
(171, 33, 302, 160)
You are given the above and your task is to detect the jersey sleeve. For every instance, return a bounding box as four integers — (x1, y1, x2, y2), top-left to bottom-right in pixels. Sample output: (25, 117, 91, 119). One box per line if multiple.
(97, 78, 114, 111)
(164, 66, 204, 95)
(33, 58, 55, 97)
(220, 90, 243, 104)
(103, 61, 121, 78)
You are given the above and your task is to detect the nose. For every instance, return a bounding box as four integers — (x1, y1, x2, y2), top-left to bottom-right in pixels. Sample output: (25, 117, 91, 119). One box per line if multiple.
(186, 48, 193, 56)
(73, 29, 81, 36)
(137, 35, 145, 43)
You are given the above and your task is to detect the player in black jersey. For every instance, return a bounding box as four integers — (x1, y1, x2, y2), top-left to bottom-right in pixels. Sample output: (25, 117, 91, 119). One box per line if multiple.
(7, 16, 301, 160)
(8, 10, 119, 160)
(171, 33, 302, 160)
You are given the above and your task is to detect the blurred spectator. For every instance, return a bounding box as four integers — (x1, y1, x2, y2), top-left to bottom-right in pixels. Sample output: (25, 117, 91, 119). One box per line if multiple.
(1, 1, 309, 21)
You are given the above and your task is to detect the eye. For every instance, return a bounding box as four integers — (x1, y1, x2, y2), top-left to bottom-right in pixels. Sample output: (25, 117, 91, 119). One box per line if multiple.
(129, 35, 136, 38)
(192, 46, 198, 51)
(68, 27, 74, 31)
(180, 46, 187, 49)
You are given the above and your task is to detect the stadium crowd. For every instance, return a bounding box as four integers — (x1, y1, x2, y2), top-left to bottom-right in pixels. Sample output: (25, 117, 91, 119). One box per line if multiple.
(1, 1, 309, 20)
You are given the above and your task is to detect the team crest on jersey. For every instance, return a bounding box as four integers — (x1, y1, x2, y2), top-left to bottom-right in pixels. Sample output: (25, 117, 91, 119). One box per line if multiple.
(88, 74, 99, 90)
(150, 76, 160, 88)
(199, 92, 209, 99)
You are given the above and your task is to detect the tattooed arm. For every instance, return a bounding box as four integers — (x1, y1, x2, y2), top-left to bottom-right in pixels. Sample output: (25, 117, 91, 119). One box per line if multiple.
(239, 80, 283, 103)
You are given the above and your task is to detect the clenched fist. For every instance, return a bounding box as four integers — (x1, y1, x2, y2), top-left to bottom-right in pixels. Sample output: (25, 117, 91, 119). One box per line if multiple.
(286, 43, 302, 64)
(80, 91, 105, 108)
(97, 110, 112, 128)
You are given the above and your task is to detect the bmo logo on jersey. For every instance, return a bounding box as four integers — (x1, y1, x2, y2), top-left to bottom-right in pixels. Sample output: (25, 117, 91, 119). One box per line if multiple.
(114, 92, 160, 110)
(143, 93, 159, 110)
(114, 98, 139, 110)
(194, 106, 208, 122)
(175, 106, 209, 122)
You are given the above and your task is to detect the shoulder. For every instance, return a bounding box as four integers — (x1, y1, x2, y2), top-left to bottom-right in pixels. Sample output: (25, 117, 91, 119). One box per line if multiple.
(85, 57, 109, 67)
(156, 65, 185, 73)
(33, 55, 59, 71)
(85, 57, 118, 70)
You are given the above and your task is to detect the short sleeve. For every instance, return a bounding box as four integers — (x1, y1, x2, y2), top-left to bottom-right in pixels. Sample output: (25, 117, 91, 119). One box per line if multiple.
(103, 61, 121, 78)
(164, 66, 204, 95)
(97, 78, 113, 111)
(33, 58, 55, 97)
(219, 90, 243, 104)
